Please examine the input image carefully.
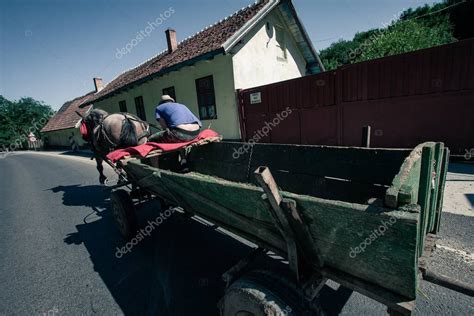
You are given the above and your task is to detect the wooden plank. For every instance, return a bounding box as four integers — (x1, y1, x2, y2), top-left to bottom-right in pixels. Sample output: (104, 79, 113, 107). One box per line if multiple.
(254, 166, 301, 280)
(187, 157, 388, 203)
(433, 148, 450, 233)
(385, 143, 430, 208)
(321, 267, 416, 315)
(295, 196, 419, 298)
(189, 142, 410, 186)
(268, 172, 387, 204)
(397, 158, 422, 206)
(428, 143, 443, 232)
(162, 173, 287, 253)
(417, 145, 435, 257)
(127, 164, 420, 298)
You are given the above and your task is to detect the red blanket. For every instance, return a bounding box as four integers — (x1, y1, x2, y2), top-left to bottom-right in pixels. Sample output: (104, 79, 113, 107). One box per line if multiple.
(107, 129, 220, 163)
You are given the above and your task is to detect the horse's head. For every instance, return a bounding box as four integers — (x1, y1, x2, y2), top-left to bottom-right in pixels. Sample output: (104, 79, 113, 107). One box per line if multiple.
(74, 108, 111, 184)
(75, 108, 108, 142)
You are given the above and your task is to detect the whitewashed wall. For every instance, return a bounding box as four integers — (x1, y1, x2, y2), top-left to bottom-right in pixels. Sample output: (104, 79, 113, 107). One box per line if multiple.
(231, 10, 307, 90)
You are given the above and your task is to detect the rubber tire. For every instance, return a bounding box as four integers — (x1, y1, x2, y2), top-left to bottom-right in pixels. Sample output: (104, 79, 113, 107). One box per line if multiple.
(110, 189, 137, 240)
(219, 270, 323, 316)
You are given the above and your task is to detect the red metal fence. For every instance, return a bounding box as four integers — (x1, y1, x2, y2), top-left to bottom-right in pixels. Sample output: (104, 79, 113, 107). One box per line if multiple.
(237, 39, 474, 155)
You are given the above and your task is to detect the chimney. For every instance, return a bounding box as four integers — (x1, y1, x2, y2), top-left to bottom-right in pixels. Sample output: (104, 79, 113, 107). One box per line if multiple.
(165, 28, 177, 54)
(93, 77, 103, 92)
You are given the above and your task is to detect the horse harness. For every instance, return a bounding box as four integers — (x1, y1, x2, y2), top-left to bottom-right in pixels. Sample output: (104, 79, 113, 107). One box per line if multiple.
(93, 113, 150, 152)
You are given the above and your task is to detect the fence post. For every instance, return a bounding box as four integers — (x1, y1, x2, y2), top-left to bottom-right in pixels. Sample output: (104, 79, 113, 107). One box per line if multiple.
(235, 89, 246, 142)
(361, 125, 371, 148)
(335, 69, 343, 146)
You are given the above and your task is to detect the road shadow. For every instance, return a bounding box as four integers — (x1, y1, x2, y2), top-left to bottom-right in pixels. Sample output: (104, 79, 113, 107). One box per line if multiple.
(54, 185, 352, 315)
(59, 150, 94, 159)
(58, 188, 253, 315)
(49, 184, 108, 215)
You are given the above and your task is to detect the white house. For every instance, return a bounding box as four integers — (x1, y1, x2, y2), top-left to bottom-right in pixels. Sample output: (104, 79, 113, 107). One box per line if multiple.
(82, 0, 324, 140)
(41, 91, 94, 148)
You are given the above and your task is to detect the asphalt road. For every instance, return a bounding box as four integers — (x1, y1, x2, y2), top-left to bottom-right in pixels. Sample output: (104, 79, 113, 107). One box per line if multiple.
(0, 152, 472, 315)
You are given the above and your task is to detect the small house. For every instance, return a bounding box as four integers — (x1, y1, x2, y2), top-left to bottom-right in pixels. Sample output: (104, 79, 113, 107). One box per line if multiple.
(82, 0, 324, 140)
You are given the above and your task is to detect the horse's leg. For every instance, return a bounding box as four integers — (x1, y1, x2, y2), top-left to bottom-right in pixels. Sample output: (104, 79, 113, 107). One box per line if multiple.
(95, 155, 108, 184)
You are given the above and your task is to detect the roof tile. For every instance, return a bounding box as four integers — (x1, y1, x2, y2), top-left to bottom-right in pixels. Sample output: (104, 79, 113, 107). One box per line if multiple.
(41, 92, 94, 132)
(85, 0, 269, 104)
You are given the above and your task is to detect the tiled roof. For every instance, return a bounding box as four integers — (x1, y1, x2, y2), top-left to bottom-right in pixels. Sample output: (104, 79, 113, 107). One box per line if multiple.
(84, 0, 270, 105)
(41, 92, 94, 132)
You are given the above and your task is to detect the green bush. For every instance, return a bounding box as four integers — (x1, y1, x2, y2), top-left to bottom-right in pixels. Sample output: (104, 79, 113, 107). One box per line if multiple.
(0, 95, 54, 148)
(353, 18, 455, 63)
(318, 0, 467, 70)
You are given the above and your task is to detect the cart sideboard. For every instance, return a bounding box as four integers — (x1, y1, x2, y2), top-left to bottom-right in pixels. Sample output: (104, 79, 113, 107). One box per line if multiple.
(113, 140, 450, 315)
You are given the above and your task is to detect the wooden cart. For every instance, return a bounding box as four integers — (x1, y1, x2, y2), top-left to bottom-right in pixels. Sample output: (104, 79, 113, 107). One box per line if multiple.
(107, 140, 472, 315)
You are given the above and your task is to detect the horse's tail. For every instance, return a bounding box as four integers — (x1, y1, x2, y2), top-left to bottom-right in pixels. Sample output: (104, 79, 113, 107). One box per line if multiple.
(119, 116, 138, 147)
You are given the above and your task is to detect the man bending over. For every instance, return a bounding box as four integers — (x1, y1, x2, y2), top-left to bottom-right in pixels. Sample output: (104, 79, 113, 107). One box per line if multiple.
(150, 95, 202, 143)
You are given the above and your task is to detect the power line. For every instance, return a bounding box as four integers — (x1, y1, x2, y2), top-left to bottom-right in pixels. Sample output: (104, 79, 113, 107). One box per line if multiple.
(402, 0, 468, 21)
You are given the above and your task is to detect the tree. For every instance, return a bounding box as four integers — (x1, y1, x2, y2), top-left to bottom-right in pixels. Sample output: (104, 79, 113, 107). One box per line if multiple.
(353, 17, 455, 63)
(318, 0, 465, 70)
(399, 0, 474, 39)
(0, 96, 16, 147)
(319, 39, 360, 70)
(0, 95, 54, 149)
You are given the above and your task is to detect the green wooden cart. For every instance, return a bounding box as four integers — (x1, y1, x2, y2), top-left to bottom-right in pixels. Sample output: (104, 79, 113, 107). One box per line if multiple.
(107, 140, 461, 315)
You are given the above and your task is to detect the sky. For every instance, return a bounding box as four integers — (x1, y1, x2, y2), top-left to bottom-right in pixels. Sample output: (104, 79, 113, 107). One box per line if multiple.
(0, 0, 439, 110)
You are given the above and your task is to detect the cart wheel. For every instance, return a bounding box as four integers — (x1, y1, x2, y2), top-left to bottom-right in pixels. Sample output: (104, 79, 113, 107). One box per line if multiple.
(219, 270, 323, 316)
(110, 190, 137, 240)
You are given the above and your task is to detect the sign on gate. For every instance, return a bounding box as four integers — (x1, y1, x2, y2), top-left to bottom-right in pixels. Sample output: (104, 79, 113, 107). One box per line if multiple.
(250, 92, 261, 104)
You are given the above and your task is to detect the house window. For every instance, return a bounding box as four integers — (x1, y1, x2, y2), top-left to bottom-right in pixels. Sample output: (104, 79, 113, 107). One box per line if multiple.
(195, 75, 217, 120)
(275, 25, 287, 61)
(134, 96, 146, 121)
(162, 86, 176, 101)
(119, 100, 127, 112)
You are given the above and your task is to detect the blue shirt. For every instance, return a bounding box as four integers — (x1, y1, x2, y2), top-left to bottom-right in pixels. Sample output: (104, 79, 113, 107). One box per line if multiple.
(155, 102, 202, 128)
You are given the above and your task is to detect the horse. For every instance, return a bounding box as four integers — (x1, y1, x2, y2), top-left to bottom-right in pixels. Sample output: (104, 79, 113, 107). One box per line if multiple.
(76, 108, 150, 184)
